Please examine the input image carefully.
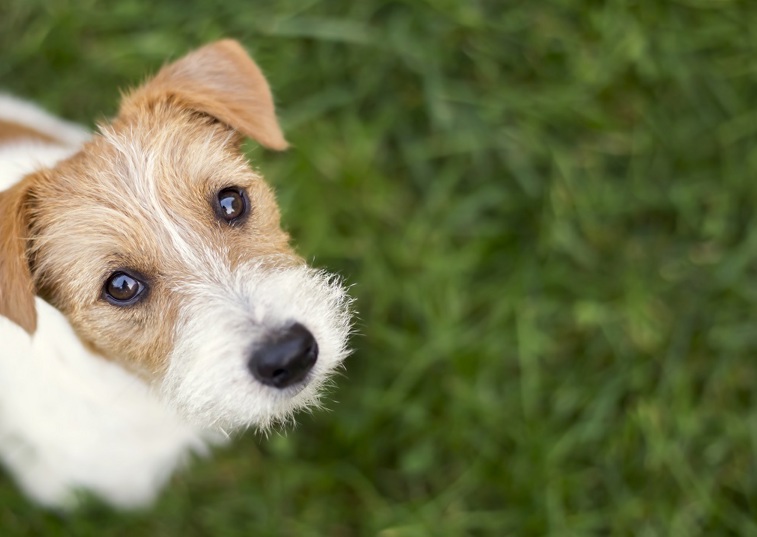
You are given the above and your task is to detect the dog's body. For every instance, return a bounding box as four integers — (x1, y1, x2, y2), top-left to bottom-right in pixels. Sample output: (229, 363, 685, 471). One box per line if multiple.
(0, 41, 351, 509)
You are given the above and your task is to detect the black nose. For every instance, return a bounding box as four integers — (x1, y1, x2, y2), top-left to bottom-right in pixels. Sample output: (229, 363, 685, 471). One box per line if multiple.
(248, 323, 318, 388)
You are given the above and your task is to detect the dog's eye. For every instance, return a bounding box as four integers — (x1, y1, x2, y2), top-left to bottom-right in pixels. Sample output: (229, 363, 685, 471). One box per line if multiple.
(217, 187, 248, 224)
(104, 272, 146, 305)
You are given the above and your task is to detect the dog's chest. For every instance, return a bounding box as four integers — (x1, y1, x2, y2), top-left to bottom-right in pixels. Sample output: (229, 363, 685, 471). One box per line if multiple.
(0, 298, 210, 508)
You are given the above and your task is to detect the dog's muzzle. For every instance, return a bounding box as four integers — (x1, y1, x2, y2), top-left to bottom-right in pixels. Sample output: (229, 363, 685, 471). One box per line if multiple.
(248, 323, 318, 388)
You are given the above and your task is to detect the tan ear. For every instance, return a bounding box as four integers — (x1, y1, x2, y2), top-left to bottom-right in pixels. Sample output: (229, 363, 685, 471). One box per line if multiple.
(121, 39, 288, 150)
(0, 182, 36, 335)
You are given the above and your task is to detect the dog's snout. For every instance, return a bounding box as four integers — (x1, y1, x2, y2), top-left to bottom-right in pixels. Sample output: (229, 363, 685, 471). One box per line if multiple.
(248, 323, 318, 388)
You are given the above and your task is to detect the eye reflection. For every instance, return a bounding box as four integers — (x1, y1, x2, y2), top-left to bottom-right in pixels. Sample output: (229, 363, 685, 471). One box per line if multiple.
(104, 271, 145, 305)
(217, 188, 247, 223)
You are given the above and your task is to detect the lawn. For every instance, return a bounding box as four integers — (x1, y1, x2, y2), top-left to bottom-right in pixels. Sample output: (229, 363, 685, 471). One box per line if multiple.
(1, 0, 756, 535)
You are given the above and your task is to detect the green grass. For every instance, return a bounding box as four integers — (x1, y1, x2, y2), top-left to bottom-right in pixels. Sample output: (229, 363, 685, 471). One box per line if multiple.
(1, 0, 757, 535)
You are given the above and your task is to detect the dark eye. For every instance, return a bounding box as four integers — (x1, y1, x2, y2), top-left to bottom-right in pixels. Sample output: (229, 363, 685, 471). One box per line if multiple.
(217, 187, 248, 224)
(104, 271, 146, 306)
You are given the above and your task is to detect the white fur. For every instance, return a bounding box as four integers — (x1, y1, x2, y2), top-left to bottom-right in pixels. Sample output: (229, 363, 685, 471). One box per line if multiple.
(0, 143, 76, 192)
(0, 94, 89, 191)
(0, 97, 352, 508)
(162, 263, 353, 431)
(0, 300, 211, 508)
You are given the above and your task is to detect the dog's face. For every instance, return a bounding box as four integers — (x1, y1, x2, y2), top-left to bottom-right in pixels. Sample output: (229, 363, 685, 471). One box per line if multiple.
(0, 41, 352, 430)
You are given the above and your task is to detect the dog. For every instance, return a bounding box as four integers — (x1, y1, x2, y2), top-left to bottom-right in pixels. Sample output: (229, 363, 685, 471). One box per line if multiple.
(0, 40, 352, 509)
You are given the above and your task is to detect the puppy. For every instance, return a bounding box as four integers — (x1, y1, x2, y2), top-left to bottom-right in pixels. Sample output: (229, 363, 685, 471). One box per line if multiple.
(0, 40, 352, 509)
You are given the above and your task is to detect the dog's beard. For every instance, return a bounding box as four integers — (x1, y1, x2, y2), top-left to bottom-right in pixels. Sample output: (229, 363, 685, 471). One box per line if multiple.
(160, 262, 353, 432)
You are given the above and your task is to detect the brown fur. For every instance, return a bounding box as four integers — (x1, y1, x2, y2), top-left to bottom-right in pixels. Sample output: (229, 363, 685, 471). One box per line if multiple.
(0, 120, 59, 145)
(0, 181, 37, 333)
(0, 40, 299, 375)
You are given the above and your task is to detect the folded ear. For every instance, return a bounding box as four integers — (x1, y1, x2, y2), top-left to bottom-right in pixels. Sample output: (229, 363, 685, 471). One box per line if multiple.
(121, 39, 288, 150)
(0, 182, 36, 335)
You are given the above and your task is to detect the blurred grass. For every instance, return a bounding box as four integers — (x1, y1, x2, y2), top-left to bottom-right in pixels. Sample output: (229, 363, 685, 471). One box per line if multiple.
(2, 0, 757, 535)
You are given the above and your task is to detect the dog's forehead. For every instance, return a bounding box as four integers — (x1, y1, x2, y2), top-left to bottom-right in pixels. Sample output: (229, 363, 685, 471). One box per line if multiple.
(94, 112, 250, 200)
(102, 115, 248, 188)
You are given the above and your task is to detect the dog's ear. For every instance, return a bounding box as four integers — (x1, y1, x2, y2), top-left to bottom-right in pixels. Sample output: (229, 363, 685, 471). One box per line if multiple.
(0, 181, 36, 335)
(122, 39, 288, 150)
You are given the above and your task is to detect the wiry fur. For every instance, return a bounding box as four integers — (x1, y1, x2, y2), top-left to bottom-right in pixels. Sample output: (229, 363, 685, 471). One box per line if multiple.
(163, 262, 353, 431)
(0, 41, 352, 508)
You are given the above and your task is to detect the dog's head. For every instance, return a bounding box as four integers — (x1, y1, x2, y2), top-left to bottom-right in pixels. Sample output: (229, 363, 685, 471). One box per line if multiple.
(0, 40, 352, 430)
